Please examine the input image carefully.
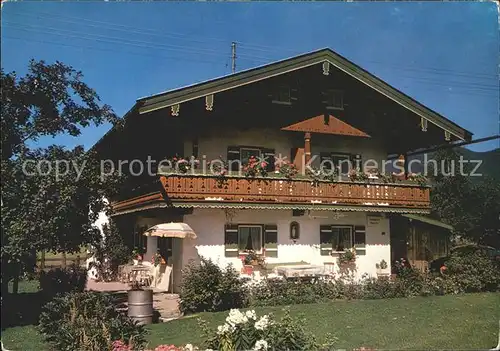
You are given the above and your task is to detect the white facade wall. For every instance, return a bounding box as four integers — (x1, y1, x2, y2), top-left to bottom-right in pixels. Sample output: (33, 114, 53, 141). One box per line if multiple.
(183, 208, 391, 279)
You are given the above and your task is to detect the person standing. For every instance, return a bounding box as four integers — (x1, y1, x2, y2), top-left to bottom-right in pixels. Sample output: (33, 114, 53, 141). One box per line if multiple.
(151, 249, 166, 287)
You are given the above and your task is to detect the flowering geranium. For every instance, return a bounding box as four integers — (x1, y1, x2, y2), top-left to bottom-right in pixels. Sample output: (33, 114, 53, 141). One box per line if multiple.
(152, 252, 166, 266)
(165, 155, 199, 174)
(277, 160, 298, 180)
(112, 340, 131, 351)
(243, 156, 268, 177)
(348, 169, 369, 182)
(407, 172, 427, 186)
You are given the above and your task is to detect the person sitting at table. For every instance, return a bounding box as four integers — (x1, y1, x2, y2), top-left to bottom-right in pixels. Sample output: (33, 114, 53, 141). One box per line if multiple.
(151, 249, 166, 287)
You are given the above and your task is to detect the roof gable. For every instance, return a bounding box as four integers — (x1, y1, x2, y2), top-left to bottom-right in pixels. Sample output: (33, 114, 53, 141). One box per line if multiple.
(137, 48, 472, 142)
(281, 114, 370, 137)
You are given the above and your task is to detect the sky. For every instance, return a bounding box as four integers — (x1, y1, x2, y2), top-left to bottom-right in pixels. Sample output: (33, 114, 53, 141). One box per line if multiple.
(1, 1, 499, 152)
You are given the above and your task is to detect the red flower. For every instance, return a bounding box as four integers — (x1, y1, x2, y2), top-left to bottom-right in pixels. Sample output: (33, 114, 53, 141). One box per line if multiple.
(261, 162, 267, 168)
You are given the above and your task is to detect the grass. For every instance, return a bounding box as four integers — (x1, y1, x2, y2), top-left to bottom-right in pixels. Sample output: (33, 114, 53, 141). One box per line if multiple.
(7, 279, 40, 294)
(2, 293, 499, 350)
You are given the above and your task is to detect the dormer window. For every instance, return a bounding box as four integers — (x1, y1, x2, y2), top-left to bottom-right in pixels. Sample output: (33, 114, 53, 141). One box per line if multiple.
(323, 89, 344, 110)
(272, 85, 292, 105)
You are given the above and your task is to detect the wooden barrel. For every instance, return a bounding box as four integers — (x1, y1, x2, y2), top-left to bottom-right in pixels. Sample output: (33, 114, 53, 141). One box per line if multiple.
(127, 289, 153, 325)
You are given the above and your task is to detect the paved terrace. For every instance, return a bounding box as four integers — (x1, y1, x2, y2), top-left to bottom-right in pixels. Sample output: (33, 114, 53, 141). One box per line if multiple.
(86, 280, 181, 322)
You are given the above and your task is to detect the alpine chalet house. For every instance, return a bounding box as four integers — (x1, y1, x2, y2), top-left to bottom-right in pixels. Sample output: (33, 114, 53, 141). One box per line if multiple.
(95, 48, 472, 288)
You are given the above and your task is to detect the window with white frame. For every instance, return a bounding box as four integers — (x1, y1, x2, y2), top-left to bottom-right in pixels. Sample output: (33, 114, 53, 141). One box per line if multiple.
(238, 225, 263, 253)
(320, 226, 352, 255)
(322, 89, 344, 110)
(224, 224, 278, 258)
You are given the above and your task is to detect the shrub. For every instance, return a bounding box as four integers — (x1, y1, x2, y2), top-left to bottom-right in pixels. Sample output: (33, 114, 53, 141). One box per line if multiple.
(200, 308, 336, 351)
(248, 252, 500, 308)
(179, 258, 247, 314)
(444, 249, 500, 293)
(362, 277, 396, 299)
(38, 291, 147, 351)
(248, 279, 324, 306)
(39, 264, 87, 299)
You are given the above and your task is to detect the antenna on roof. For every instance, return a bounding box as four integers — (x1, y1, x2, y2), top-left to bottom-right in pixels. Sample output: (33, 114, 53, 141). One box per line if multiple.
(231, 42, 237, 73)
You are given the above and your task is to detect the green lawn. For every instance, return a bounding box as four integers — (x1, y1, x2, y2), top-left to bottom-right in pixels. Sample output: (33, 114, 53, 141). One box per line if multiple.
(2, 293, 499, 350)
(7, 279, 39, 294)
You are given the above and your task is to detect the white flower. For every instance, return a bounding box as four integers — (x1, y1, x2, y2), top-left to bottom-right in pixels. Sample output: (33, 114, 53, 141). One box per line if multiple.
(226, 309, 248, 326)
(217, 323, 232, 335)
(245, 310, 257, 320)
(254, 315, 270, 330)
(184, 345, 194, 351)
(254, 339, 268, 350)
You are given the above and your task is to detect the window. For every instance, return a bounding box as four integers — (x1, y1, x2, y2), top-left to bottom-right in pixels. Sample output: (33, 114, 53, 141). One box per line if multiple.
(133, 225, 149, 253)
(157, 237, 172, 261)
(320, 153, 353, 175)
(227, 146, 275, 172)
(272, 85, 291, 105)
(320, 226, 352, 255)
(323, 89, 344, 110)
(225, 224, 278, 257)
(238, 226, 262, 253)
(240, 148, 262, 165)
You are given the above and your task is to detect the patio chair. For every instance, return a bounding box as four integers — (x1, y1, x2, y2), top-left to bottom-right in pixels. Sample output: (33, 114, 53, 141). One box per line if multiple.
(137, 270, 153, 287)
(323, 261, 336, 277)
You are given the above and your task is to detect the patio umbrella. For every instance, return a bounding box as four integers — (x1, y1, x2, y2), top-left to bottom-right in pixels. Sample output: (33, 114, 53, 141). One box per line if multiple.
(143, 222, 197, 239)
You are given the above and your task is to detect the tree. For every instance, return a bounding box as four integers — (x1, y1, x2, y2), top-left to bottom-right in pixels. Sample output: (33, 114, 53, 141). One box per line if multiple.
(431, 148, 500, 248)
(1, 60, 123, 294)
(91, 220, 131, 281)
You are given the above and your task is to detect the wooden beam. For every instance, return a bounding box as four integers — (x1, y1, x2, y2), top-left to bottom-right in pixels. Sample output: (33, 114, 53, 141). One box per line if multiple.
(304, 132, 311, 165)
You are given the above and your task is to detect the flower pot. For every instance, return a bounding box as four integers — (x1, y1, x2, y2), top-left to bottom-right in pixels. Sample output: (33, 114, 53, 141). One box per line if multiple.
(377, 272, 390, 279)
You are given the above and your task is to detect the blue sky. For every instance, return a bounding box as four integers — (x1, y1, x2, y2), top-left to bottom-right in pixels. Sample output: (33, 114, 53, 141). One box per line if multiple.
(1, 1, 499, 152)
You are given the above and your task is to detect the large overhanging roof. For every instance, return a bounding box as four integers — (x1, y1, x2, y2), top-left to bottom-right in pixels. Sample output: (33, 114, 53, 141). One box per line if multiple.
(135, 48, 472, 142)
(281, 114, 370, 137)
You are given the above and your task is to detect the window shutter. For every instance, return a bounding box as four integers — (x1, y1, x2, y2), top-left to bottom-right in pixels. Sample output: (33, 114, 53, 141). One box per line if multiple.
(262, 148, 275, 172)
(264, 224, 278, 258)
(224, 224, 239, 257)
(354, 225, 366, 255)
(320, 225, 332, 256)
(227, 146, 240, 172)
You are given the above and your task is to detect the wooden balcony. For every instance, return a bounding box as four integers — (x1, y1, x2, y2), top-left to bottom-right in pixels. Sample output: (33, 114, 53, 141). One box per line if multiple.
(159, 174, 430, 210)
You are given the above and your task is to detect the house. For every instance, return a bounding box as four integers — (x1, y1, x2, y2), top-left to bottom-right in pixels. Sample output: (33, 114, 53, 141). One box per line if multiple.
(391, 214, 453, 272)
(95, 48, 471, 289)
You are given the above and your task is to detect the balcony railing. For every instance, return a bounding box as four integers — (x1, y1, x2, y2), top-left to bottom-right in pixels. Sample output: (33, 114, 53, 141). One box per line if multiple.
(159, 174, 430, 209)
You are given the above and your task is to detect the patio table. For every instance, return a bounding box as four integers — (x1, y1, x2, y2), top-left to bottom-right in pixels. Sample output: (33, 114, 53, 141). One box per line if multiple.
(274, 264, 325, 278)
